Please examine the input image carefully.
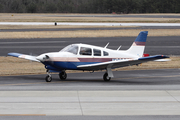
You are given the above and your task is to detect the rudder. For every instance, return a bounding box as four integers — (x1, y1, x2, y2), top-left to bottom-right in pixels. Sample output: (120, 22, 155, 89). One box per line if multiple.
(127, 31, 148, 57)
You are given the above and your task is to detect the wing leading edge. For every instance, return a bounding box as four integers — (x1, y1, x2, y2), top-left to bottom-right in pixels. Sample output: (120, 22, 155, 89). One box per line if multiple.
(8, 53, 39, 62)
(77, 55, 169, 70)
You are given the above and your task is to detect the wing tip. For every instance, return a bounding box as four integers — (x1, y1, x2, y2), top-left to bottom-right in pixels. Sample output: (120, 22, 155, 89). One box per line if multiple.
(8, 53, 23, 57)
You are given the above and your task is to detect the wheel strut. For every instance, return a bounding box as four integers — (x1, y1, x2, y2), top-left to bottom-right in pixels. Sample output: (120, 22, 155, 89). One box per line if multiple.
(45, 70, 52, 82)
(103, 67, 114, 82)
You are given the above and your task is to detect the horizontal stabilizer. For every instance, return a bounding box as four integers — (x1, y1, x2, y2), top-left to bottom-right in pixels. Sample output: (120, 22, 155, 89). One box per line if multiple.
(8, 53, 39, 62)
(154, 59, 171, 62)
(138, 55, 169, 62)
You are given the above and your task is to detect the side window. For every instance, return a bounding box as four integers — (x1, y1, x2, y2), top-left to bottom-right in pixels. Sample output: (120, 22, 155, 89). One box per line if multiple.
(80, 47, 92, 56)
(103, 51, 109, 56)
(93, 49, 101, 56)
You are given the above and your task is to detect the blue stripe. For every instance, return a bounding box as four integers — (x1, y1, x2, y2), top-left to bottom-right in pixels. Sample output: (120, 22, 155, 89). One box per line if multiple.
(43, 61, 100, 70)
(8, 53, 23, 57)
(135, 31, 148, 42)
(54, 62, 100, 70)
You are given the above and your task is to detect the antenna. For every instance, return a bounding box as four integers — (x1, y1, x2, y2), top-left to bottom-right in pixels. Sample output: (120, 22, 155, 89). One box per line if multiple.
(117, 45, 122, 51)
(104, 43, 109, 48)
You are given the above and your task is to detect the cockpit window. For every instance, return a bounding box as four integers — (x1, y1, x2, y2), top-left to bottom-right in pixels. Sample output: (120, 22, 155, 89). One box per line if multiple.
(80, 47, 92, 56)
(93, 49, 101, 56)
(60, 45, 78, 55)
(103, 51, 109, 56)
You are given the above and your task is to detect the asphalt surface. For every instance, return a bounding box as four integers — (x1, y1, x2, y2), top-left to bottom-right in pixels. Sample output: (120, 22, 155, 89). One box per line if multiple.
(0, 69, 180, 119)
(0, 69, 180, 91)
(0, 36, 179, 56)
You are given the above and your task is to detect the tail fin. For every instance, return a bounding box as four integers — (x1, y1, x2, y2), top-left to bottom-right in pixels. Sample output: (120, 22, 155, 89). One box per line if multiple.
(127, 31, 148, 57)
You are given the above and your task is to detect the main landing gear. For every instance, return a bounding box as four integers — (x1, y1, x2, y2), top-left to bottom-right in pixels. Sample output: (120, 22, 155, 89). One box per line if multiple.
(103, 67, 114, 82)
(103, 72, 111, 82)
(59, 71, 67, 80)
(45, 70, 67, 82)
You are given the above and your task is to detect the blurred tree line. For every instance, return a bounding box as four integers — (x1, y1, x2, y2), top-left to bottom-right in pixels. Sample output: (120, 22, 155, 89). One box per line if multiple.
(0, 0, 180, 13)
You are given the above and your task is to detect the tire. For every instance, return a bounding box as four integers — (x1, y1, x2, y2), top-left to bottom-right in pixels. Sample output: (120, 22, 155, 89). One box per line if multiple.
(45, 75, 52, 82)
(103, 73, 111, 82)
(59, 71, 67, 80)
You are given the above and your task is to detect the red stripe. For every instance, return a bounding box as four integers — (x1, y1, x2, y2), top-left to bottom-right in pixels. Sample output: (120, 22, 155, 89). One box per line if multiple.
(51, 57, 132, 62)
(133, 42, 146, 46)
(78, 58, 111, 62)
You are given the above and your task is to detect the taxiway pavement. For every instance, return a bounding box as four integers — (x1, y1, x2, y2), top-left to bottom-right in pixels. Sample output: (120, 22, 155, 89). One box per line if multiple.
(0, 69, 180, 91)
(0, 90, 180, 116)
(0, 69, 180, 116)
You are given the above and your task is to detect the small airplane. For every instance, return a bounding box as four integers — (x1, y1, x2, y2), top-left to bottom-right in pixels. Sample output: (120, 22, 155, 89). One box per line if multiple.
(8, 31, 169, 82)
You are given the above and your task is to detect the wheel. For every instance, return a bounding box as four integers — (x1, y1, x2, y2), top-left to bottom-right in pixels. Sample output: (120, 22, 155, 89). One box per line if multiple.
(45, 75, 52, 82)
(59, 71, 67, 80)
(103, 73, 111, 82)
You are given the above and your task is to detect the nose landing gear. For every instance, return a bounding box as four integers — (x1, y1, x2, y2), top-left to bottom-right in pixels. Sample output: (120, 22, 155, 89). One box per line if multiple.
(45, 70, 52, 82)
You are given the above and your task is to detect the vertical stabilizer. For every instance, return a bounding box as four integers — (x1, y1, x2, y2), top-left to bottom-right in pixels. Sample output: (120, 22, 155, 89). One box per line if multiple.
(127, 31, 148, 57)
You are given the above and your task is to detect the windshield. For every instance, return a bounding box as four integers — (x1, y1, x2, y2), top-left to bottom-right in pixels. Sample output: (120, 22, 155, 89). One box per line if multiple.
(60, 45, 79, 55)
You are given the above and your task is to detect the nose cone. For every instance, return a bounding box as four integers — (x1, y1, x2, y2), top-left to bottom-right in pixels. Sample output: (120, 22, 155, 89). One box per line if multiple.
(36, 55, 44, 61)
(36, 54, 50, 62)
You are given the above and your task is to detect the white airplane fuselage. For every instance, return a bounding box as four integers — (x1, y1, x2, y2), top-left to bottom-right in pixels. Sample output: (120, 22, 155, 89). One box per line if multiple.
(36, 43, 138, 71)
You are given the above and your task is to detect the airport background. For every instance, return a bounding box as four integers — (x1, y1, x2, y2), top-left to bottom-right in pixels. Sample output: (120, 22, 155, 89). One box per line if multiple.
(1, 0, 180, 119)
(0, 0, 180, 13)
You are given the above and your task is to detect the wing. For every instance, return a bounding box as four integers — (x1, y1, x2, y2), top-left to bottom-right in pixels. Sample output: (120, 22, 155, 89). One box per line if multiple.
(8, 53, 40, 62)
(77, 55, 169, 70)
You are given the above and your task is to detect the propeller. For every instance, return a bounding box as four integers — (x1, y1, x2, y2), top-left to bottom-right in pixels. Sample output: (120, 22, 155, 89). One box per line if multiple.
(36, 54, 55, 67)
